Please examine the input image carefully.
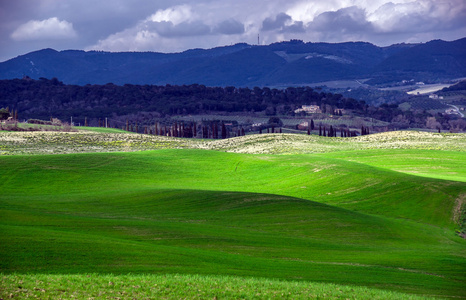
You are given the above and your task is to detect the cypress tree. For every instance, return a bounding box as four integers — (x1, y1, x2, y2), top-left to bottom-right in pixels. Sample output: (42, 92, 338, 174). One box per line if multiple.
(212, 122, 217, 139)
(221, 122, 227, 139)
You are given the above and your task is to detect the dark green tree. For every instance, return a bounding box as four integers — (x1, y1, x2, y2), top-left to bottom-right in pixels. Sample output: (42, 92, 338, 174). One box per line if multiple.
(0, 107, 10, 120)
(221, 122, 227, 139)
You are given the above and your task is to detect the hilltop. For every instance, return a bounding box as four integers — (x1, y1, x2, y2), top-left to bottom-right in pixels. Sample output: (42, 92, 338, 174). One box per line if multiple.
(1, 130, 465, 155)
(1, 38, 465, 86)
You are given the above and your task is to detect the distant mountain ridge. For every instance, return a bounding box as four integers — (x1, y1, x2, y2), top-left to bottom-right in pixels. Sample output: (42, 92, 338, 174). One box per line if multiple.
(0, 38, 465, 86)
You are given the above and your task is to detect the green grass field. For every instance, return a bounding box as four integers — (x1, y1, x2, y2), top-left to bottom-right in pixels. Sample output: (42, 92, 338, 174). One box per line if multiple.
(0, 131, 465, 299)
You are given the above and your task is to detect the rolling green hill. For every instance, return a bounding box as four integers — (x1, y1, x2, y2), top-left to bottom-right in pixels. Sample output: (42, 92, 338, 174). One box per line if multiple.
(1, 131, 465, 298)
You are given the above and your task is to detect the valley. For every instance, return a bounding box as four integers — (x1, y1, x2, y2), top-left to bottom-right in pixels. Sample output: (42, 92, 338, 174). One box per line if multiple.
(1, 130, 465, 299)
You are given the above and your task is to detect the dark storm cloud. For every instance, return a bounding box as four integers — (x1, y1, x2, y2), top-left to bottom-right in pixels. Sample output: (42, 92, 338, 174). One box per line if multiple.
(261, 12, 305, 33)
(152, 21, 211, 37)
(309, 6, 374, 35)
(262, 13, 291, 31)
(282, 21, 305, 33)
(214, 19, 245, 35)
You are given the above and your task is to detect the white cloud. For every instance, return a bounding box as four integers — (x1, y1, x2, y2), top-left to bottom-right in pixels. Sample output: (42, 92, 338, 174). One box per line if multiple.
(148, 5, 193, 25)
(89, 3, 250, 52)
(368, 0, 466, 33)
(11, 17, 77, 41)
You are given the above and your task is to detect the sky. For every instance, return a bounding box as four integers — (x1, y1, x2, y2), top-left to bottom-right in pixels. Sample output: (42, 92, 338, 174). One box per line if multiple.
(1, 0, 465, 62)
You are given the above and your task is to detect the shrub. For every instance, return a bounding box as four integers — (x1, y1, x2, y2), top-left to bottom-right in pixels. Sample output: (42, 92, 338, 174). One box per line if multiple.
(27, 119, 53, 125)
(0, 107, 10, 120)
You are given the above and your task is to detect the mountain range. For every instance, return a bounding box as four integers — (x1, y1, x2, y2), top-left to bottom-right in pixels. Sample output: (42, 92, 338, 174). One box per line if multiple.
(1, 38, 465, 87)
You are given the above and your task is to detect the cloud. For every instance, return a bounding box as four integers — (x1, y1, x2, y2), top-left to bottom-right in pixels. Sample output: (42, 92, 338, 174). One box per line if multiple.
(214, 19, 245, 35)
(151, 20, 211, 37)
(262, 13, 291, 31)
(148, 5, 193, 25)
(310, 6, 373, 34)
(89, 3, 250, 52)
(35, 0, 464, 57)
(369, 0, 466, 33)
(261, 13, 305, 33)
(11, 17, 77, 41)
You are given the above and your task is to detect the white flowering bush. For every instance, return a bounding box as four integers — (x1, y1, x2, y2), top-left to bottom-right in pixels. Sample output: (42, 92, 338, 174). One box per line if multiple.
(0, 131, 203, 155)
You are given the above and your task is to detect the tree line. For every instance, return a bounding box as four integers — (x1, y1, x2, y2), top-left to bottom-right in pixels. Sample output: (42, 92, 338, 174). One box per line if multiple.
(0, 77, 366, 121)
(1, 77, 463, 132)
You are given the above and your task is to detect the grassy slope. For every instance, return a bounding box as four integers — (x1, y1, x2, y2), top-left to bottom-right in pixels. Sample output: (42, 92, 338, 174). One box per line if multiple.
(320, 149, 466, 182)
(1, 148, 465, 297)
(1, 274, 434, 299)
(78, 126, 129, 133)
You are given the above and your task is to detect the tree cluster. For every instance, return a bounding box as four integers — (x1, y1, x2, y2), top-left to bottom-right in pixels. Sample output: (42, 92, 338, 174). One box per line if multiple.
(0, 78, 366, 122)
(1, 78, 459, 132)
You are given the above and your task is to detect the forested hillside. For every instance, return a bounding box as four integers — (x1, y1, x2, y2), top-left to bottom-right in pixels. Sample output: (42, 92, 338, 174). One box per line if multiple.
(1, 77, 447, 130)
(1, 38, 464, 86)
(0, 77, 365, 120)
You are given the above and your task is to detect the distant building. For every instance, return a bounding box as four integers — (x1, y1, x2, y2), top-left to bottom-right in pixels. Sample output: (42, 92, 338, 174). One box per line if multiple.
(429, 94, 444, 100)
(294, 105, 321, 114)
(297, 121, 310, 130)
(445, 108, 459, 115)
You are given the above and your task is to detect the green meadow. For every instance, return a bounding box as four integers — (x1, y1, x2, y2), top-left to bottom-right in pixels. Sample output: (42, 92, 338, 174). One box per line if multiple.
(0, 131, 465, 299)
